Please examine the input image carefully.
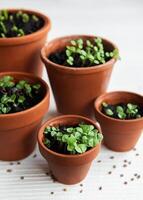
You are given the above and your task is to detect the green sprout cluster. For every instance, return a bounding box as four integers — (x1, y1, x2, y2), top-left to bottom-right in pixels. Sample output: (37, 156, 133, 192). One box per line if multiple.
(0, 10, 39, 38)
(0, 75, 41, 114)
(102, 102, 142, 120)
(43, 124, 103, 154)
(66, 37, 119, 66)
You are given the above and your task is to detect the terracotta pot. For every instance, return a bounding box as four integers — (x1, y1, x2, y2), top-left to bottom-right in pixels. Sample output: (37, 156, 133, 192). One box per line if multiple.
(0, 9, 51, 76)
(94, 91, 143, 152)
(41, 35, 117, 116)
(38, 115, 101, 185)
(0, 72, 50, 161)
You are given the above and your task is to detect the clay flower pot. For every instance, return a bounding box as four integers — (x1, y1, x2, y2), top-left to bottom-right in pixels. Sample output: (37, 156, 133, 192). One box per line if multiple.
(38, 115, 101, 185)
(0, 9, 51, 76)
(0, 72, 50, 161)
(94, 91, 143, 152)
(41, 35, 117, 116)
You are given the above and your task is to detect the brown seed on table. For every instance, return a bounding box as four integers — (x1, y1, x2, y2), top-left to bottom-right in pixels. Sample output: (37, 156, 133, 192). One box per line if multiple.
(6, 169, 12, 173)
(45, 172, 49, 176)
(108, 171, 112, 175)
(50, 192, 54, 195)
(130, 178, 134, 181)
(99, 186, 102, 190)
(133, 148, 136, 151)
(33, 154, 37, 158)
(136, 153, 139, 156)
(124, 181, 128, 185)
(134, 173, 138, 177)
(109, 156, 114, 159)
(137, 175, 141, 179)
(63, 188, 67, 192)
(123, 164, 127, 168)
(120, 174, 124, 177)
(20, 176, 24, 180)
(9, 162, 13, 165)
(97, 160, 101, 163)
(113, 165, 116, 169)
(124, 160, 127, 163)
(17, 161, 21, 165)
(128, 161, 131, 165)
(79, 190, 83, 193)
(80, 183, 83, 187)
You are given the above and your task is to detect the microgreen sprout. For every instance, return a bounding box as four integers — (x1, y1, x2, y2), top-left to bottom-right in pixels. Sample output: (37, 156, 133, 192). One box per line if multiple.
(0, 9, 43, 38)
(0, 75, 42, 114)
(65, 37, 119, 67)
(43, 123, 103, 154)
(102, 102, 143, 120)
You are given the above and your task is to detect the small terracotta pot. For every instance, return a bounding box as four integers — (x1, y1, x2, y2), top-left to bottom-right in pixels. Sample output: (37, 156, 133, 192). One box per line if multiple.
(0, 72, 50, 161)
(38, 115, 101, 185)
(0, 9, 51, 76)
(41, 35, 117, 116)
(94, 91, 143, 152)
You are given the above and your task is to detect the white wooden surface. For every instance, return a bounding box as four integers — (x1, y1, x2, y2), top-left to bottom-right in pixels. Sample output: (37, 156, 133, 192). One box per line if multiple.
(0, 0, 143, 200)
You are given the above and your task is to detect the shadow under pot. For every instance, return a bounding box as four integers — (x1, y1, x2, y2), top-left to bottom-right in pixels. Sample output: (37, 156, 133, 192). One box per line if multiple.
(41, 35, 118, 117)
(0, 9, 51, 76)
(94, 91, 143, 152)
(38, 115, 102, 185)
(0, 72, 50, 161)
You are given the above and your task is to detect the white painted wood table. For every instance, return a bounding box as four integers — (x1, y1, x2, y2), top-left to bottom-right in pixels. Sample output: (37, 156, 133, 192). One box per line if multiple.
(0, 0, 143, 199)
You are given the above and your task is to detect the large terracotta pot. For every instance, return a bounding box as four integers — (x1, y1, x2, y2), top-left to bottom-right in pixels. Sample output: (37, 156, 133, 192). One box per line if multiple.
(0, 72, 50, 161)
(94, 91, 143, 152)
(41, 35, 117, 116)
(0, 9, 51, 76)
(38, 115, 101, 185)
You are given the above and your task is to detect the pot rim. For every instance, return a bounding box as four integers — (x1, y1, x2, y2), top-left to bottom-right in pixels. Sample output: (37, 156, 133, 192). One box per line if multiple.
(94, 91, 143, 123)
(0, 8, 51, 45)
(38, 114, 101, 158)
(0, 71, 50, 118)
(41, 34, 117, 74)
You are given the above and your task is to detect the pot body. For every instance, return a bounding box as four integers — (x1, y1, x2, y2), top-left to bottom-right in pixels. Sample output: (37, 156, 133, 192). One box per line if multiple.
(41, 35, 117, 116)
(0, 9, 51, 77)
(0, 72, 50, 161)
(38, 115, 101, 184)
(94, 91, 143, 152)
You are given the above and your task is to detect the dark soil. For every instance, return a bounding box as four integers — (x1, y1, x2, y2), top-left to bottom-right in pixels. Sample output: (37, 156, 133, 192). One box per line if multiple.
(0, 83, 43, 114)
(48, 49, 110, 68)
(0, 11, 44, 38)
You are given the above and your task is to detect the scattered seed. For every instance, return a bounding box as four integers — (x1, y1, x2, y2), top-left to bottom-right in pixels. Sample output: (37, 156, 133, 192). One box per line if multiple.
(124, 181, 128, 185)
(123, 164, 127, 168)
(108, 171, 112, 175)
(130, 178, 134, 181)
(136, 153, 139, 156)
(120, 174, 124, 177)
(99, 186, 102, 190)
(9, 162, 13, 165)
(124, 160, 127, 163)
(133, 148, 136, 151)
(137, 175, 141, 179)
(17, 161, 21, 165)
(97, 160, 101, 163)
(113, 165, 116, 169)
(50, 192, 54, 195)
(6, 169, 12, 173)
(128, 161, 131, 165)
(20, 176, 24, 180)
(33, 154, 37, 158)
(79, 190, 83, 193)
(134, 173, 138, 177)
(51, 174, 57, 182)
(45, 172, 49, 176)
(109, 156, 114, 159)
(63, 188, 67, 192)
(80, 183, 83, 187)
